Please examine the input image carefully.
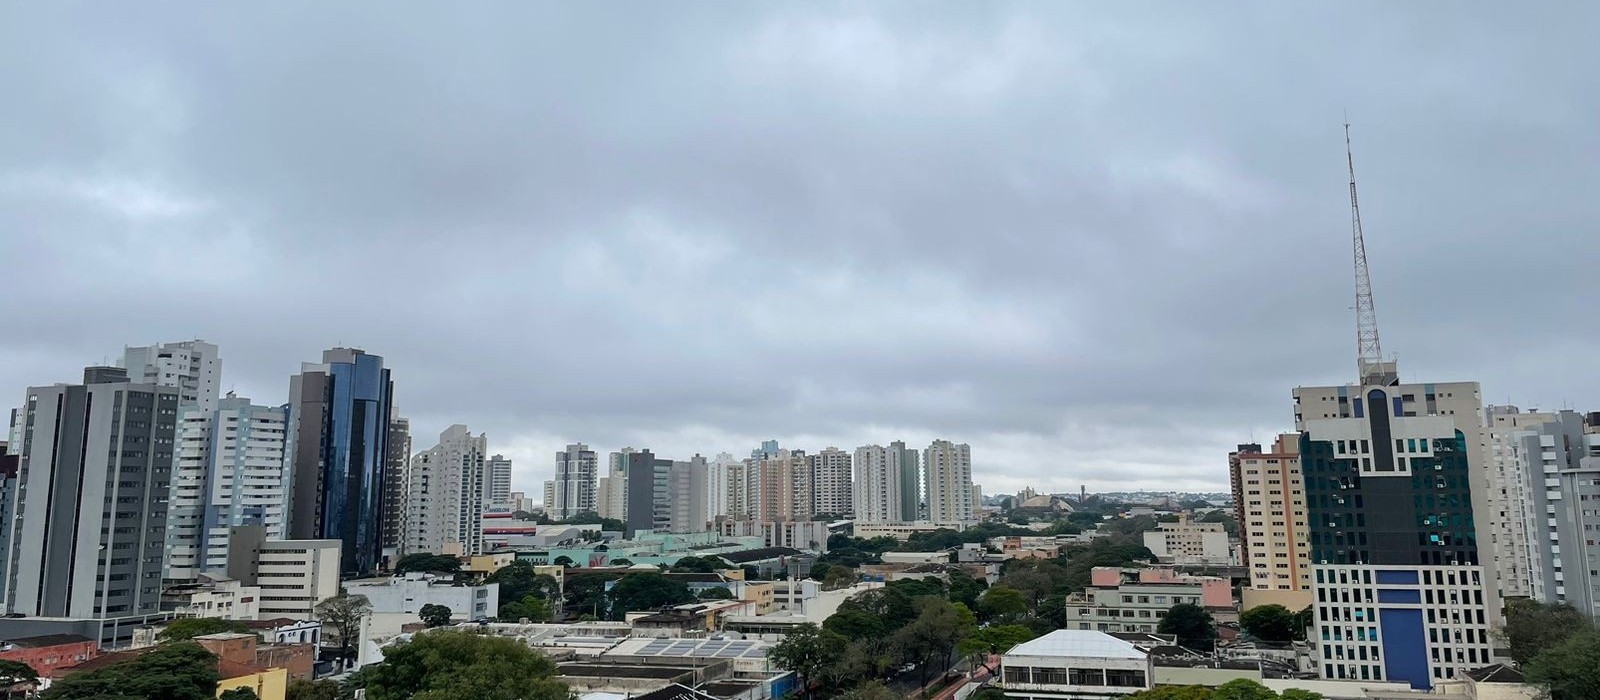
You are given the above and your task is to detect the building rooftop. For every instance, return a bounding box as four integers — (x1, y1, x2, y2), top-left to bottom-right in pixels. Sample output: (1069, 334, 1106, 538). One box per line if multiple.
(1, 634, 95, 648)
(632, 684, 721, 700)
(1464, 663, 1525, 684)
(715, 547, 804, 564)
(1006, 630, 1147, 660)
(606, 637, 770, 660)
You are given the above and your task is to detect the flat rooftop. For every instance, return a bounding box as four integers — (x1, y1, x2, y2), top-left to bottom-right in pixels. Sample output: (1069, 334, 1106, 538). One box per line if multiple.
(1007, 630, 1147, 660)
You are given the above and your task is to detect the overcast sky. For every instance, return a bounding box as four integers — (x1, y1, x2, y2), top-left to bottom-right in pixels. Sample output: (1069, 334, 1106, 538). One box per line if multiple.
(3, 3, 1597, 496)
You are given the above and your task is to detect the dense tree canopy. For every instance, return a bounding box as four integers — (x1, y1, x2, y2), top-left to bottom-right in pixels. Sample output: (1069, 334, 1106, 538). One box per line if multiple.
(351, 631, 569, 700)
(1158, 603, 1218, 651)
(1126, 681, 1323, 700)
(1239, 604, 1295, 642)
(699, 586, 734, 600)
(958, 624, 1036, 672)
(607, 572, 695, 618)
(158, 617, 251, 642)
(485, 561, 561, 616)
(562, 511, 624, 531)
(42, 642, 219, 700)
(976, 586, 1028, 621)
(0, 659, 39, 699)
(669, 556, 721, 573)
(498, 594, 554, 622)
(420, 603, 454, 627)
(393, 553, 462, 575)
(1524, 628, 1600, 700)
(285, 679, 343, 700)
(1503, 599, 1593, 665)
(770, 623, 848, 699)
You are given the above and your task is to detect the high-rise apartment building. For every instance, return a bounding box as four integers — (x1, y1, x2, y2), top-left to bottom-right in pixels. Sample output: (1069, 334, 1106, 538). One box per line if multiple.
(1230, 434, 1311, 611)
(382, 414, 412, 559)
(706, 452, 739, 520)
(1481, 405, 1566, 601)
(286, 348, 394, 576)
(923, 440, 974, 523)
(551, 443, 597, 520)
(121, 339, 222, 412)
(853, 445, 903, 523)
(1499, 411, 1600, 615)
(621, 449, 672, 537)
(744, 449, 809, 521)
(2, 367, 178, 642)
(810, 447, 852, 518)
(166, 394, 291, 584)
(891, 441, 922, 520)
(487, 454, 513, 509)
(669, 455, 709, 533)
(1296, 369, 1495, 689)
(404, 425, 489, 556)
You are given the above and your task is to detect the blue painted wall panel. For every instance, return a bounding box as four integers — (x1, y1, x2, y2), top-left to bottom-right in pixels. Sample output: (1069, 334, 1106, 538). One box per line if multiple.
(1378, 589, 1421, 604)
(1380, 607, 1429, 689)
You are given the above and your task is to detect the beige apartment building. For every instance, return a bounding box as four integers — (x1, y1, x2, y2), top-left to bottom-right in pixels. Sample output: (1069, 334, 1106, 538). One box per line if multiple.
(1229, 433, 1312, 611)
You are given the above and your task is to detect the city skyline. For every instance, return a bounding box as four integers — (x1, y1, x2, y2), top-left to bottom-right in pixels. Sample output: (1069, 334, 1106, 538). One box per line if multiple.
(4, 4, 1599, 497)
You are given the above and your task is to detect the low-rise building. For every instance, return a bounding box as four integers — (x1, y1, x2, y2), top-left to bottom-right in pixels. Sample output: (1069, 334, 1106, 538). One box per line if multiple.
(1001, 630, 1152, 699)
(226, 527, 341, 621)
(852, 521, 974, 540)
(716, 520, 832, 552)
(347, 572, 498, 636)
(161, 573, 262, 620)
(0, 634, 98, 678)
(1062, 567, 1234, 635)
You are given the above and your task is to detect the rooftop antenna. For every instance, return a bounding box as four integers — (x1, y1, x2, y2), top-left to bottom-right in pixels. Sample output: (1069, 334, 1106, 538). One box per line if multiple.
(1347, 122, 1396, 386)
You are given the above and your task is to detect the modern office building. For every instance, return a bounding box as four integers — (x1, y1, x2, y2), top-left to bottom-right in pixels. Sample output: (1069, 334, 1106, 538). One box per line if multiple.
(2, 367, 178, 636)
(488, 453, 514, 509)
(1297, 367, 1495, 689)
(551, 443, 597, 520)
(809, 447, 852, 518)
(121, 339, 222, 412)
(621, 449, 672, 537)
(852, 444, 903, 523)
(669, 455, 710, 533)
(166, 394, 292, 583)
(226, 526, 341, 621)
(1230, 434, 1312, 611)
(923, 440, 974, 523)
(382, 414, 412, 561)
(404, 425, 489, 556)
(286, 348, 394, 576)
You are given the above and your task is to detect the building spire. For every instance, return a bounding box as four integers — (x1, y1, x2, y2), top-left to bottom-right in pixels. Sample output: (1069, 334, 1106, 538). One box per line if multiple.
(1347, 123, 1396, 386)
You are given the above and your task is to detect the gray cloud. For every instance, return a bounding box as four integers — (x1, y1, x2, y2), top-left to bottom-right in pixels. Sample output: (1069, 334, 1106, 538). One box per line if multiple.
(3, 2, 1597, 495)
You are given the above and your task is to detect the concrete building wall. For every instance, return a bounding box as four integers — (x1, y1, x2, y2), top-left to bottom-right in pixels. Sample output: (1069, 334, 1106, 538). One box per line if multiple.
(121, 339, 222, 413)
(227, 527, 341, 620)
(167, 396, 290, 583)
(923, 440, 973, 524)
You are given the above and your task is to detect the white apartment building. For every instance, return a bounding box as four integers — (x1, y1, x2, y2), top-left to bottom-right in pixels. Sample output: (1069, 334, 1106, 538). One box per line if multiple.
(165, 573, 262, 621)
(551, 443, 597, 519)
(349, 572, 498, 636)
(809, 447, 853, 518)
(923, 440, 974, 523)
(121, 339, 222, 412)
(852, 445, 903, 523)
(1142, 514, 1231, 567)
(706, 452, 739, 520)
(226, 526, 341, 621)
(487, 453, 513, 510)
(405, 425, 490, 555)
(718, 519, 831, 551)
(1230, 434, 1312, 611)
(669, 455, 710, 533)
(167, 394, 290, 583)
(1483, 406, 1560, 601)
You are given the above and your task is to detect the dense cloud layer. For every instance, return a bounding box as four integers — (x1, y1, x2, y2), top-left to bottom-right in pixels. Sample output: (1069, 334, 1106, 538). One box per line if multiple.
(3, 3, 1597, 494)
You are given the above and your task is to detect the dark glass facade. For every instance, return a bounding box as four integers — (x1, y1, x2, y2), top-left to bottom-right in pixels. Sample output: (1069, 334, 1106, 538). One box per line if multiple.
(1302, 428, 1478, 567)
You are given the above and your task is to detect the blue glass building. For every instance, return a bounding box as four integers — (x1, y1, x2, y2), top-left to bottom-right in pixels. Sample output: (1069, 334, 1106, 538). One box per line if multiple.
(288, 348, 393, 576)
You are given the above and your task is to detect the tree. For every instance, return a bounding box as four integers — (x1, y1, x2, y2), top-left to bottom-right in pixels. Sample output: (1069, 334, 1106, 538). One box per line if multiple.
(822, 566, 859, 591)
(286, 679, 343, 700)
(485, 561, 560, 606)
(946, 569, 986, 608)
(976, 586, 1028, 621)
(769, 623, 847, 698)
(699, 586, 734, 600)
(563, 511, 624, 531)
(420, 603, 454, 627)
(1524, 628, 1600, 700)
(1280, 690, 1325, 700)
(825, 587, 917, 640)
(1158, 603, 1218, 651)
(1291, 605, 1314, 641)
(498, 594, 554, 622)
(42, 642, 219, 700)
(1212, 679, 1280, 700)
(607, 572, 694, 618)
(158, 616, 251, 642)
(957, 624, 1036, 673)
(1125, 687, 1213, 700)
(0, 660, 37, 700)
(219, 689, 259, 700)
(837, 681, 898, 700)
(315, 592, 373, 660)
(1240, 604, 1295, 642)
(552, 555, 575, 567)
(393, 553, 461, 575)
(1502, 599, 1593, 665)
(350, 630, 570, 700)
(669, 556, 720, 573)
(892, 600, 977, 687)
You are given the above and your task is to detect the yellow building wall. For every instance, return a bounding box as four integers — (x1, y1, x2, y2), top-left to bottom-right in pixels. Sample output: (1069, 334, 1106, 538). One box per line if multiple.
(217, 667, 288, 700)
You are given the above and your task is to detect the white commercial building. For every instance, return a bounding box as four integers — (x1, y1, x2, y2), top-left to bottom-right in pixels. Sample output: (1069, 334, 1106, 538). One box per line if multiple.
(1001, 630, 1152, 699)
(551, 443, 597, 520)
(923, 440, 974, 523)
(121, 339, 222, 412)
(226, 526, 341, 621)
(348, 572, 498, 636)
(167, 394, 291, 583)
(405, 425, 490, 555)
